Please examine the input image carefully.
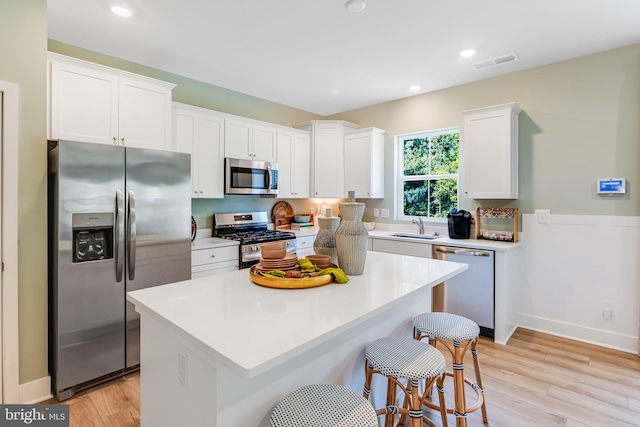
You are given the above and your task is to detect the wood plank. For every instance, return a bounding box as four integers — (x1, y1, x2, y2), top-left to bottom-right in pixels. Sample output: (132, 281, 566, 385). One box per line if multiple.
(40, 328, 640, 427)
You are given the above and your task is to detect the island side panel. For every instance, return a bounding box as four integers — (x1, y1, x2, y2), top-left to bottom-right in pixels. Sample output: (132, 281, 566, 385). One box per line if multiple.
(138, 289, 433, 427)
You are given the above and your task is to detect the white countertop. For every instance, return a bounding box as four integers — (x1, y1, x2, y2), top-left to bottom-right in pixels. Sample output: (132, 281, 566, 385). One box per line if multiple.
(127, 251, 467, 378)
(368, 230, 521, 251)
(191, 237, 239, 250)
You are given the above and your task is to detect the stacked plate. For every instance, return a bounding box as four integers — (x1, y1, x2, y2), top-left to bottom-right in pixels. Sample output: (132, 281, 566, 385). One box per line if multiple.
(255, 254, 300, 273)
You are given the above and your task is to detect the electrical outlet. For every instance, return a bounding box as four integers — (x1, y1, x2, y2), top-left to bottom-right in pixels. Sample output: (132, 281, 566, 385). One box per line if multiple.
(373, 208, 380, 218)
(381, 208, 390, 218)
(602, 301, 613, 320)
(178, 351, 188, 388)
(535, 209, 551, 224)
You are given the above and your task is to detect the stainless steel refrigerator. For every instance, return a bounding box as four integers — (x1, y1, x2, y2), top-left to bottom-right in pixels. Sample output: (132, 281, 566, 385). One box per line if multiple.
(48, 140, 191, 400)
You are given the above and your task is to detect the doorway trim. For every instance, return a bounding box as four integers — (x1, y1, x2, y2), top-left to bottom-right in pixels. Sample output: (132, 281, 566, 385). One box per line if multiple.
(1, 81, 20, 403)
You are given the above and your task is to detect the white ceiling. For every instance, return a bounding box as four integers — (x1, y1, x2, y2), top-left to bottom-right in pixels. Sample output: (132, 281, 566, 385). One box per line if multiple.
(48, 0, 640, 116)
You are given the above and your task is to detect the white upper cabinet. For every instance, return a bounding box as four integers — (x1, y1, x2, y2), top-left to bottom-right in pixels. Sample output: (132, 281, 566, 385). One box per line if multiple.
(295, 120, 359, 199)
(461, 102, 521, 199)
(277, 129, 310, 199)
(48, 53, 175, 151)
(173, 103, 225, 199)
(344, 127, 385, 198)
(224, 118, 277, 162)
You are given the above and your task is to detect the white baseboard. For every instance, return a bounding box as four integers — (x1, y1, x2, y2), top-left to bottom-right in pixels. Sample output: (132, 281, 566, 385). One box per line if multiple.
(515, 313, 639, 354)
(19, 375, 52, 404)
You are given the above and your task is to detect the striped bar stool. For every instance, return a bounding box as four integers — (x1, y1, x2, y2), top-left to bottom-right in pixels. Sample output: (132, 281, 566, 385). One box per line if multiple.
(362, 336, 449, 427)
(269, 383, 378, 427)
(413, 312, 488, 427)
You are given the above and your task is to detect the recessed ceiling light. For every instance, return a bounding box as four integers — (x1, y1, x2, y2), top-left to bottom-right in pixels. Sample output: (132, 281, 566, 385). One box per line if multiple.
(329, 89, 340, 96)
(460, 49, 476, 58)
(409, 85, 421, 92)
(345, 0, 366, 13)
(111, 6, 132, 17)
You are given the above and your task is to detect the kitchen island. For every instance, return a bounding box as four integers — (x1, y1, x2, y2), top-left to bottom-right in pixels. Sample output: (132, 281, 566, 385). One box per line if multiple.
(127, 251, 468, 427)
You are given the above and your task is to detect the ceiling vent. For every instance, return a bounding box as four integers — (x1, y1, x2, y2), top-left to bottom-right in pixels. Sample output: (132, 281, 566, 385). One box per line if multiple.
(472, 53, 519, 70)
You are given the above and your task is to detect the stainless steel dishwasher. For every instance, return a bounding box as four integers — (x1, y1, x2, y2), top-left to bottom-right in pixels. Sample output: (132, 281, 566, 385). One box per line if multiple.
(432, 245, 495, 339)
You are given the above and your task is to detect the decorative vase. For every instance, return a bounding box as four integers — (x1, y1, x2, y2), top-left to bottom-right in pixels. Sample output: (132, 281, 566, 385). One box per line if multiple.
(313, 209, 341, 266)
(335, 191, 368, 275)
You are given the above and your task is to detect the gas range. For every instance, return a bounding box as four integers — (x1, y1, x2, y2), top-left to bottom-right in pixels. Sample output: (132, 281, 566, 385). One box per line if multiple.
(213, 212, 297, 269)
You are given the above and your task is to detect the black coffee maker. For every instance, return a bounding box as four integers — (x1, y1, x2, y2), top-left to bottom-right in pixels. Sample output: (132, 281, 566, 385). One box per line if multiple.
(447, 210, 472, 239)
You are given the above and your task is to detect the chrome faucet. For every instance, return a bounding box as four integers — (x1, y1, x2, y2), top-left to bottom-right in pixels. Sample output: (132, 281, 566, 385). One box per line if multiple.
(412, 217, 425, 234)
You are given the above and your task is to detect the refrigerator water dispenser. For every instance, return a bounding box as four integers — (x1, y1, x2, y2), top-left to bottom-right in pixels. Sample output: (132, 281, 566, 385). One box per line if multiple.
(72, 213, 114, 263)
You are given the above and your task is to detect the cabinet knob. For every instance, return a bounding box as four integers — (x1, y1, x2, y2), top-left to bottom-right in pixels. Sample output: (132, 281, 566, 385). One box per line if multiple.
(113, 137, 117, 144)
(121, 137, 125, 145)
(200, 191, 204, 193)
(211, 254, 216, 258)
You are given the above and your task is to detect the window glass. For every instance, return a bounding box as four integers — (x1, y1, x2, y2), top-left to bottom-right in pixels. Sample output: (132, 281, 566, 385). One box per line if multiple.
(397, 128, 459, 221)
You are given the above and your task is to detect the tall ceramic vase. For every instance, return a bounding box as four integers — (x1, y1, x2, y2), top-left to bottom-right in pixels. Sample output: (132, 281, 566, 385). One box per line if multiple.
(313, 209, 341, 266)
(335, 191, 368, 275)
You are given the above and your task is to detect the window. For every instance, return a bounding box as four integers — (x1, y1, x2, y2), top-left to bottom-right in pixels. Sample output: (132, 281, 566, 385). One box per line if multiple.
(396, 127, 459, 221)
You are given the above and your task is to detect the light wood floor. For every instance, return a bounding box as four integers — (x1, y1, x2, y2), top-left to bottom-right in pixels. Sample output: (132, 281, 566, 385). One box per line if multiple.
(42, 328, 640, 427)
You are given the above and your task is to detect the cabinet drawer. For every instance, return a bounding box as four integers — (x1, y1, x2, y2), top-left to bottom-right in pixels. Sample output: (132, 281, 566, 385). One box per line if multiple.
(296, 235, 315, 248)
(191, 260, 238, 278)
(192, 245, 238, 266)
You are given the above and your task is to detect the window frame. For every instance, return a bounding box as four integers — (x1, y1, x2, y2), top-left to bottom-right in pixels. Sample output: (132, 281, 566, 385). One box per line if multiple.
(394, 126, 460, 223)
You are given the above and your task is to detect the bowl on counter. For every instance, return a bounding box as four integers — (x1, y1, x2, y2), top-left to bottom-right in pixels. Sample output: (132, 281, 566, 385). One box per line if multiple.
(293, 215, 311, 223)
(261, 240, 286, 250)
(306, 254, 331, 268)
(261, 247, 287, 259)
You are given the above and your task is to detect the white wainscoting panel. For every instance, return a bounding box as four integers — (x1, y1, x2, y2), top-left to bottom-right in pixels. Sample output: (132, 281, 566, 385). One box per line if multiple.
(519, 214, 640, 353)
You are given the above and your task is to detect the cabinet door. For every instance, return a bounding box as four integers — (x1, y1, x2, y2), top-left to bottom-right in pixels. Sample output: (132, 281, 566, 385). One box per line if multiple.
(50, 61, 119, 145)
(313, 124, 345, 198)
(118, 77, 172, 151)
(224, 118, 252, 160)
(197, 113, 225, 198)
(173, 108, 199, 197)
(345, 132, 371, 197)
(252, 124, 277, 162)
(276, 130, 294, 198)
(291, 132, 310, 198)
(462, 103, 520, 199)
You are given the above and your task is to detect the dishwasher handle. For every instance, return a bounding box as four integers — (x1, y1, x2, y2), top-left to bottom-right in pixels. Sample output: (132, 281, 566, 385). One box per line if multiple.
(434, 246, 491, 257)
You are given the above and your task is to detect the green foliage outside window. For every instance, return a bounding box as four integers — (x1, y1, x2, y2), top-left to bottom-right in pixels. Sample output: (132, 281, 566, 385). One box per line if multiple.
(400, 130, 459, 219)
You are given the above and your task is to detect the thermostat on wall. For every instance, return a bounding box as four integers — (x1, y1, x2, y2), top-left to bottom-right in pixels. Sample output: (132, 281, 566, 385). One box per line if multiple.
(597, 178, 625, 195)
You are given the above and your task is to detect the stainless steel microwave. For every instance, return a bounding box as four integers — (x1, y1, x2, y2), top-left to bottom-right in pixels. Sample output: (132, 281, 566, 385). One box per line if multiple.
(225, 158, 279, 195)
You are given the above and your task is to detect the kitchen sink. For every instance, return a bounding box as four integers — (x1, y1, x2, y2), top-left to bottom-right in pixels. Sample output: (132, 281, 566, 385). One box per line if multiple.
(390, 233, 442, 240)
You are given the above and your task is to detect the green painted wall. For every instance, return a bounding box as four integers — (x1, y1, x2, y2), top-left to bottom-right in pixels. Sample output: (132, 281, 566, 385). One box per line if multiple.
(329, 44, 640, 223)
(0, 0, 48, 384)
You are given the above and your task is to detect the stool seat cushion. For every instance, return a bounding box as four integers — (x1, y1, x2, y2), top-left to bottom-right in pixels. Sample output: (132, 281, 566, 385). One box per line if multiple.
(269, 383, 378, 427)
(414, 312, 480, 341)
(365, 336, 445, 380)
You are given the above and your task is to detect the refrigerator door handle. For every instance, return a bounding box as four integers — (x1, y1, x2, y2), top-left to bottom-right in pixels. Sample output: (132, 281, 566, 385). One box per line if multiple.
(127, 189, 137, 280)
(115, 189, 125, 282)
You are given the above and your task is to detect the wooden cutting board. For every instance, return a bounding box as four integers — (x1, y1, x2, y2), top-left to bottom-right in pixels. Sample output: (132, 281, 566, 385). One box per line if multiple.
(272, 201, 294, 230)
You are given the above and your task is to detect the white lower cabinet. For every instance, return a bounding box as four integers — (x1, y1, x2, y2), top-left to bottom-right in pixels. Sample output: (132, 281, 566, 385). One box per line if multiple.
(296, 234, 316, 258)
(370, 239, 432, 258)
(191, 245, 239, 278)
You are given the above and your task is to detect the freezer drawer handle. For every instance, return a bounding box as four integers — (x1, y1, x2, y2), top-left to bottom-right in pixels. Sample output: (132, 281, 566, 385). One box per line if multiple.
(127, 189, 137, 280)
(115, 189, 124, 282)
(434, 246, 490, 257)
